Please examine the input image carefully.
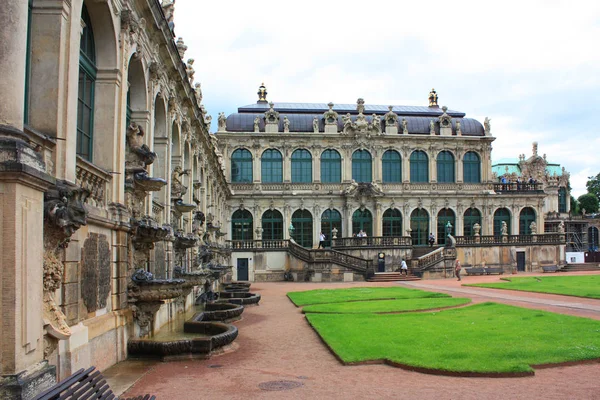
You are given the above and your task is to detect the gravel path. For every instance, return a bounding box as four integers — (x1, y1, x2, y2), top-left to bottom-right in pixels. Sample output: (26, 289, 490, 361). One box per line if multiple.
(122, 273, 600, 400)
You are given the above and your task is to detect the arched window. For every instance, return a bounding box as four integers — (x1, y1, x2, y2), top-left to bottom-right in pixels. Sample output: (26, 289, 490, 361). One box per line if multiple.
(519, 207, 536, 235)
(463, 208, 482, 236)
(76, 4, 97, 161)
(231, 210, 253, 241)
(320, 149, 341, 183)
(321, 209, 342, 247)
(493, 208, 511, 236)
(410, 151, 428, 183)
(410, 209, 429, 246)
(352, 150, 372, 183)
(291, 149, 312, 183)
(231, 149, 253, 183)
(463, 152, 481, 183)
(262, 209, 283, 240)
(382, 150, 401, 183)
(558, 187, 567, 213)
(352, 209, 373, 237)
(382, 209, 403, 237)
(261, 149, 282, 183)
(588, 227, 599, 251)
(437, 209, 456, 245)
(291, 210, 313, 248)
(436, 151, 455, 183)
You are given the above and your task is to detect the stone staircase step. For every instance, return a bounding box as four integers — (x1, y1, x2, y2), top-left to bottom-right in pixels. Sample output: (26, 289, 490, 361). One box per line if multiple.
(367, 272, 420, 282)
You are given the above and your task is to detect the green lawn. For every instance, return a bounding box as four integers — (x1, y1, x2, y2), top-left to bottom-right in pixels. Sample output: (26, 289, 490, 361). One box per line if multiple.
(303, 298, 471, 314)
(287, 287, 449, 306)
(306, 302, 600, 374)
(466, 275, 600, 299)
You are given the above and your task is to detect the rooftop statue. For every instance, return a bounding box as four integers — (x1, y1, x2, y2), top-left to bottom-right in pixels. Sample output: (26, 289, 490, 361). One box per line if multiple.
(428, 88, 438, 106)
(283, 116, 290, 132)
(401, 118, 408, 134)
(218, 112, 227, 132)
(313, 116, 319, 133)
(194, 82, 202, 104)
(429, 119, 435, 135)
(253, 116, 260, 132)
(484, 117, 491, 135)
(186, 58, 195, 83)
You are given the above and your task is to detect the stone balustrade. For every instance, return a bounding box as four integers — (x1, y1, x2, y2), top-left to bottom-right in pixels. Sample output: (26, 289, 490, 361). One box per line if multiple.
(76, 156, 112, 208)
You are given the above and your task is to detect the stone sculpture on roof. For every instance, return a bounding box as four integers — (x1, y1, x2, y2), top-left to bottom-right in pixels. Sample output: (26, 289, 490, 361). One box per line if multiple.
(384, 106, 398, 134)
(322, 102, 339, 133)
(217, 112, 227, 132)
(484, 117, 491, 135)
(312, 116, 319, 133)
(401, 117, 408, 135)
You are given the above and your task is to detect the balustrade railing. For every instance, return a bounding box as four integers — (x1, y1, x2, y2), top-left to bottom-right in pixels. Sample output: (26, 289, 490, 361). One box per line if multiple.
(228, 239, 289, 250)
(332, 236, 412, 248)
(76, 156, 112, 208)
(493, 182, 543, 193)
(416, 247, 444, 269)
(454, 233, 565, 246)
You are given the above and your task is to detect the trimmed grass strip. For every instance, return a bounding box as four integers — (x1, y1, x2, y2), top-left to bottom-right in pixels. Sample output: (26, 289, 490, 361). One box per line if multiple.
(287, 286, 449, 306)
(303, 298, 471, 314)
(306, 302, 600, 374)
(466, 275, 600, 299)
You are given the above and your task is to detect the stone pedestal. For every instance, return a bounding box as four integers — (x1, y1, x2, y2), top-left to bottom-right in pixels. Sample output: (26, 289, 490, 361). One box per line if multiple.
(385, 126, 398, 135)
(0, 361, 56, 400)
(324, 125, 338, 134)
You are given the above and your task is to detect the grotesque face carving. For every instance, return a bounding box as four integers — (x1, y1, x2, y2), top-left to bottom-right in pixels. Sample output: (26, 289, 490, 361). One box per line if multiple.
(44, 180, 90, 248)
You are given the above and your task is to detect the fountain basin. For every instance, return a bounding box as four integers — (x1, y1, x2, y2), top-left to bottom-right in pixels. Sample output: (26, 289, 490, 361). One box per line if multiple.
(174, 200, 196, 213)
(129, 279, 185, 302)
(133, 172, 167, 192)
(217, 292, 261, 306)
(202, 302, 244, 321)
(222, 284, 250, 293)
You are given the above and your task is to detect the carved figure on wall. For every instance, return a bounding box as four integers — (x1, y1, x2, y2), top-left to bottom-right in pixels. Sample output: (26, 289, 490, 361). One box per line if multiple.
(484, 117, 491, 135)
(186, 58, 195, 83)
(473, 222, 481, 236)
(194, 82, 202, 104)
(371, 114, 381, 134)
(171, 166, 189, 199)
(253, 116, 260, 133)
(384, 106, 398, 127)
(344, 179, 359, 196)
(205, 114, 212, 128)
(529, 221, 537, 234)
(401, 118, 408, 134)
(176, 37, 187, 59)
(501, 221, 508, 235)
(218, 112, 227, 132)
(558, 221, 565, 234)
(456, 120, 462, 135)
(283, 116, 290, 132)
(161, 0, 175, 30)
(313, 116, 319, 133)
(429, 119, 436, 135)
(342, 113, 352, 134)
(126, 122, 156, 168)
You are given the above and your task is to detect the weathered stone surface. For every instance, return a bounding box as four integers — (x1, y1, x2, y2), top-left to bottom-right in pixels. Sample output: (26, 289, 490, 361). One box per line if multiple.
(81, 233, 111, 313)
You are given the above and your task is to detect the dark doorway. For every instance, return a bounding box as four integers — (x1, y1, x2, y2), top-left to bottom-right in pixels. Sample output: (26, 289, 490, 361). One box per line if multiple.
(237, 258, 249, 281)
(516, 251, 525, 272)
(377, 253, 385, 272)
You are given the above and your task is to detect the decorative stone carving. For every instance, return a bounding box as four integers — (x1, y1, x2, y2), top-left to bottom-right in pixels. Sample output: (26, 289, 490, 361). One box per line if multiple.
(194, 82, 203, 104)
(253, 116, 260, 132)
(313, 116, 319, 133)
(322, 102, 339, 133)
(429, 119, 436, 135)
(257, 82, 268, 103)
(161, 0, 175, 30)
(186, 58, 195, 83)
(473, 223, 481, 236)
(283, 116, 290, 133)
(401, 118, 408, 135)
(176, 37, 187, 59)
(343, 181, 384, 198)
(171, 166, 189, 200)
(484, 117, 491, 136)
(456, 120, 462, 136)
(384, 106, 398, 134)
(529, 221, 537, 234)
(371, 114, 381, 135)
(81, 233, 111, 313)
(501, 221, 508, 235)
(264, 102, 280, 133)
(438, 106, 452, 136)
(428, 88, 438, 107)
(218, 112, 227, 132)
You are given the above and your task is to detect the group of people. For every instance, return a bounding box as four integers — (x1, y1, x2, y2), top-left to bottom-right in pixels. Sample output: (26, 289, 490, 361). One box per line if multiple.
(500, 175, 538, 190)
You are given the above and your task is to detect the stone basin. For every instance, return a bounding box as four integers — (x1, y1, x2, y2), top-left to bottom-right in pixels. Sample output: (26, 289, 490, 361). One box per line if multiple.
(217, 291, 261, 306)
(174, 200, 196, 213)
(129, 278, 186, 303)
(173, 232, 198, 249)
(173, 267, 212, 288)
(132, 219, 171, 248)
(133, 172, 167, 192)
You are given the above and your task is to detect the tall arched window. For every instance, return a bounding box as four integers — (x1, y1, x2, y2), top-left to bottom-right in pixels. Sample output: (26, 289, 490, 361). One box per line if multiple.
(262, 209, 283, 240)
(231, 149, 253, 182)
(519, 207, 536, 235)
(321, 209, 342, 247)
(463, 208, 482, 236)
(588, 227, 599, 251)
(352, 209, 373, 236)
(558, 187, 567, 213)
(410, 209, 429, 245)
(261, 149, 282, 183)
(352, 150, 372, 183)
(382, 150, 401, 183)
(463, 152, 481, 183)
(76, 4, 97, 161)
(436, 151, 455, 183)
(493, 208, 511, 236)
(291, 210, 313, 248)
(291, 149, 312, 183)
(231, 210, 253, 241)
(410, 151, 428, 183)
(437, 209, 456, 245)
(382, 209, 403, 237)
(320, 149, 341, 183)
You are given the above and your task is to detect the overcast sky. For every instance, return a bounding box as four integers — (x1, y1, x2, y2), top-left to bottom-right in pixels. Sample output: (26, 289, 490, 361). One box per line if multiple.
(173, 0, 600, 198)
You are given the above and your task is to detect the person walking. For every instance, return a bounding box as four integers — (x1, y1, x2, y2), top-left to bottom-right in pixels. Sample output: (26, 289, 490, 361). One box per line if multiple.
(318, 232, 326, 248)
(455, 259, 462, 281)
(400, 259, 408, 275)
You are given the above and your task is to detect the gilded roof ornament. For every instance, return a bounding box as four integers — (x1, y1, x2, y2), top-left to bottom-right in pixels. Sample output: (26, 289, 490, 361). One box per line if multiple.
(428, 88, 438, 107)
(257, 83, 268, 103)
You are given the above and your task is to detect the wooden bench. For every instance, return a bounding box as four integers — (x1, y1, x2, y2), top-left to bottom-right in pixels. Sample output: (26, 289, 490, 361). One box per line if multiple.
(542, 265, 559, 273)
(465, 268, 485, 275)
(32, 366, 155, 400)
(485, 268, 504, 275)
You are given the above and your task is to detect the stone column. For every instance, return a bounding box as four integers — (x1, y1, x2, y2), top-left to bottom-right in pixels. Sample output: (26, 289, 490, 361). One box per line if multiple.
(430, 154, 436, 183)
(314, 152, 321, 183)
(283, 152, 291, 183)
(0, 1, 57, 397)
(456, 154, 464, 183)
(402, 156, 410, 183)
(374, 202, 382, 237)
(373, 151, 382, 183)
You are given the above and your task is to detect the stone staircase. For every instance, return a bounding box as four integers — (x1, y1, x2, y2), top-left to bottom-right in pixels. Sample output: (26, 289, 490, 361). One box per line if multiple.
(561, 263, 600, 272)
(367, 272, 421, 282)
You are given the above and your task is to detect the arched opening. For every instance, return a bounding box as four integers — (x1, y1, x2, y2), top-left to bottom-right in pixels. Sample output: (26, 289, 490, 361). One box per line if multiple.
(519, 207, 536, 235)
(437, 209, 456, 245)
(436, 151, 455, 183)
(76, 3, 96, 161)
(588, 227, 599, 251)
(352, 150, 372, 183)
(231, 210, 253, 241)
(382, 150, 401, 183)
(410, 150, 428, 183)
(463, 208, 482, 236)
(321, 209, 342, 247)
(463, 152, 481, 183)
(410, 209, 429, 246)
(493, 208, 511, 236)
(352, 209, 373, 237)
(559, 187, 567, 213)
(291, 149, 312, 183)
(231, 148, 253, 183)
(262, 209, 283, 240)
(382, 208, 402, 237)
(261, 149, 282, 183)
(291, 209, 313, 248)
(321, 149, 341, 183)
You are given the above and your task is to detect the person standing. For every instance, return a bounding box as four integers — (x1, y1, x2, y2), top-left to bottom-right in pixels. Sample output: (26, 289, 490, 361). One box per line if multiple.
(428, 233, 435, 247)
(318, 232, 326, 248)
(455, 259, 462, 281)
(400, 259, 408, 275)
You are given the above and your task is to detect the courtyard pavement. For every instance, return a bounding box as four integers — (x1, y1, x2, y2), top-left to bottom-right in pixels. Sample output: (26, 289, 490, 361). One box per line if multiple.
(113, 272, 600, 400)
